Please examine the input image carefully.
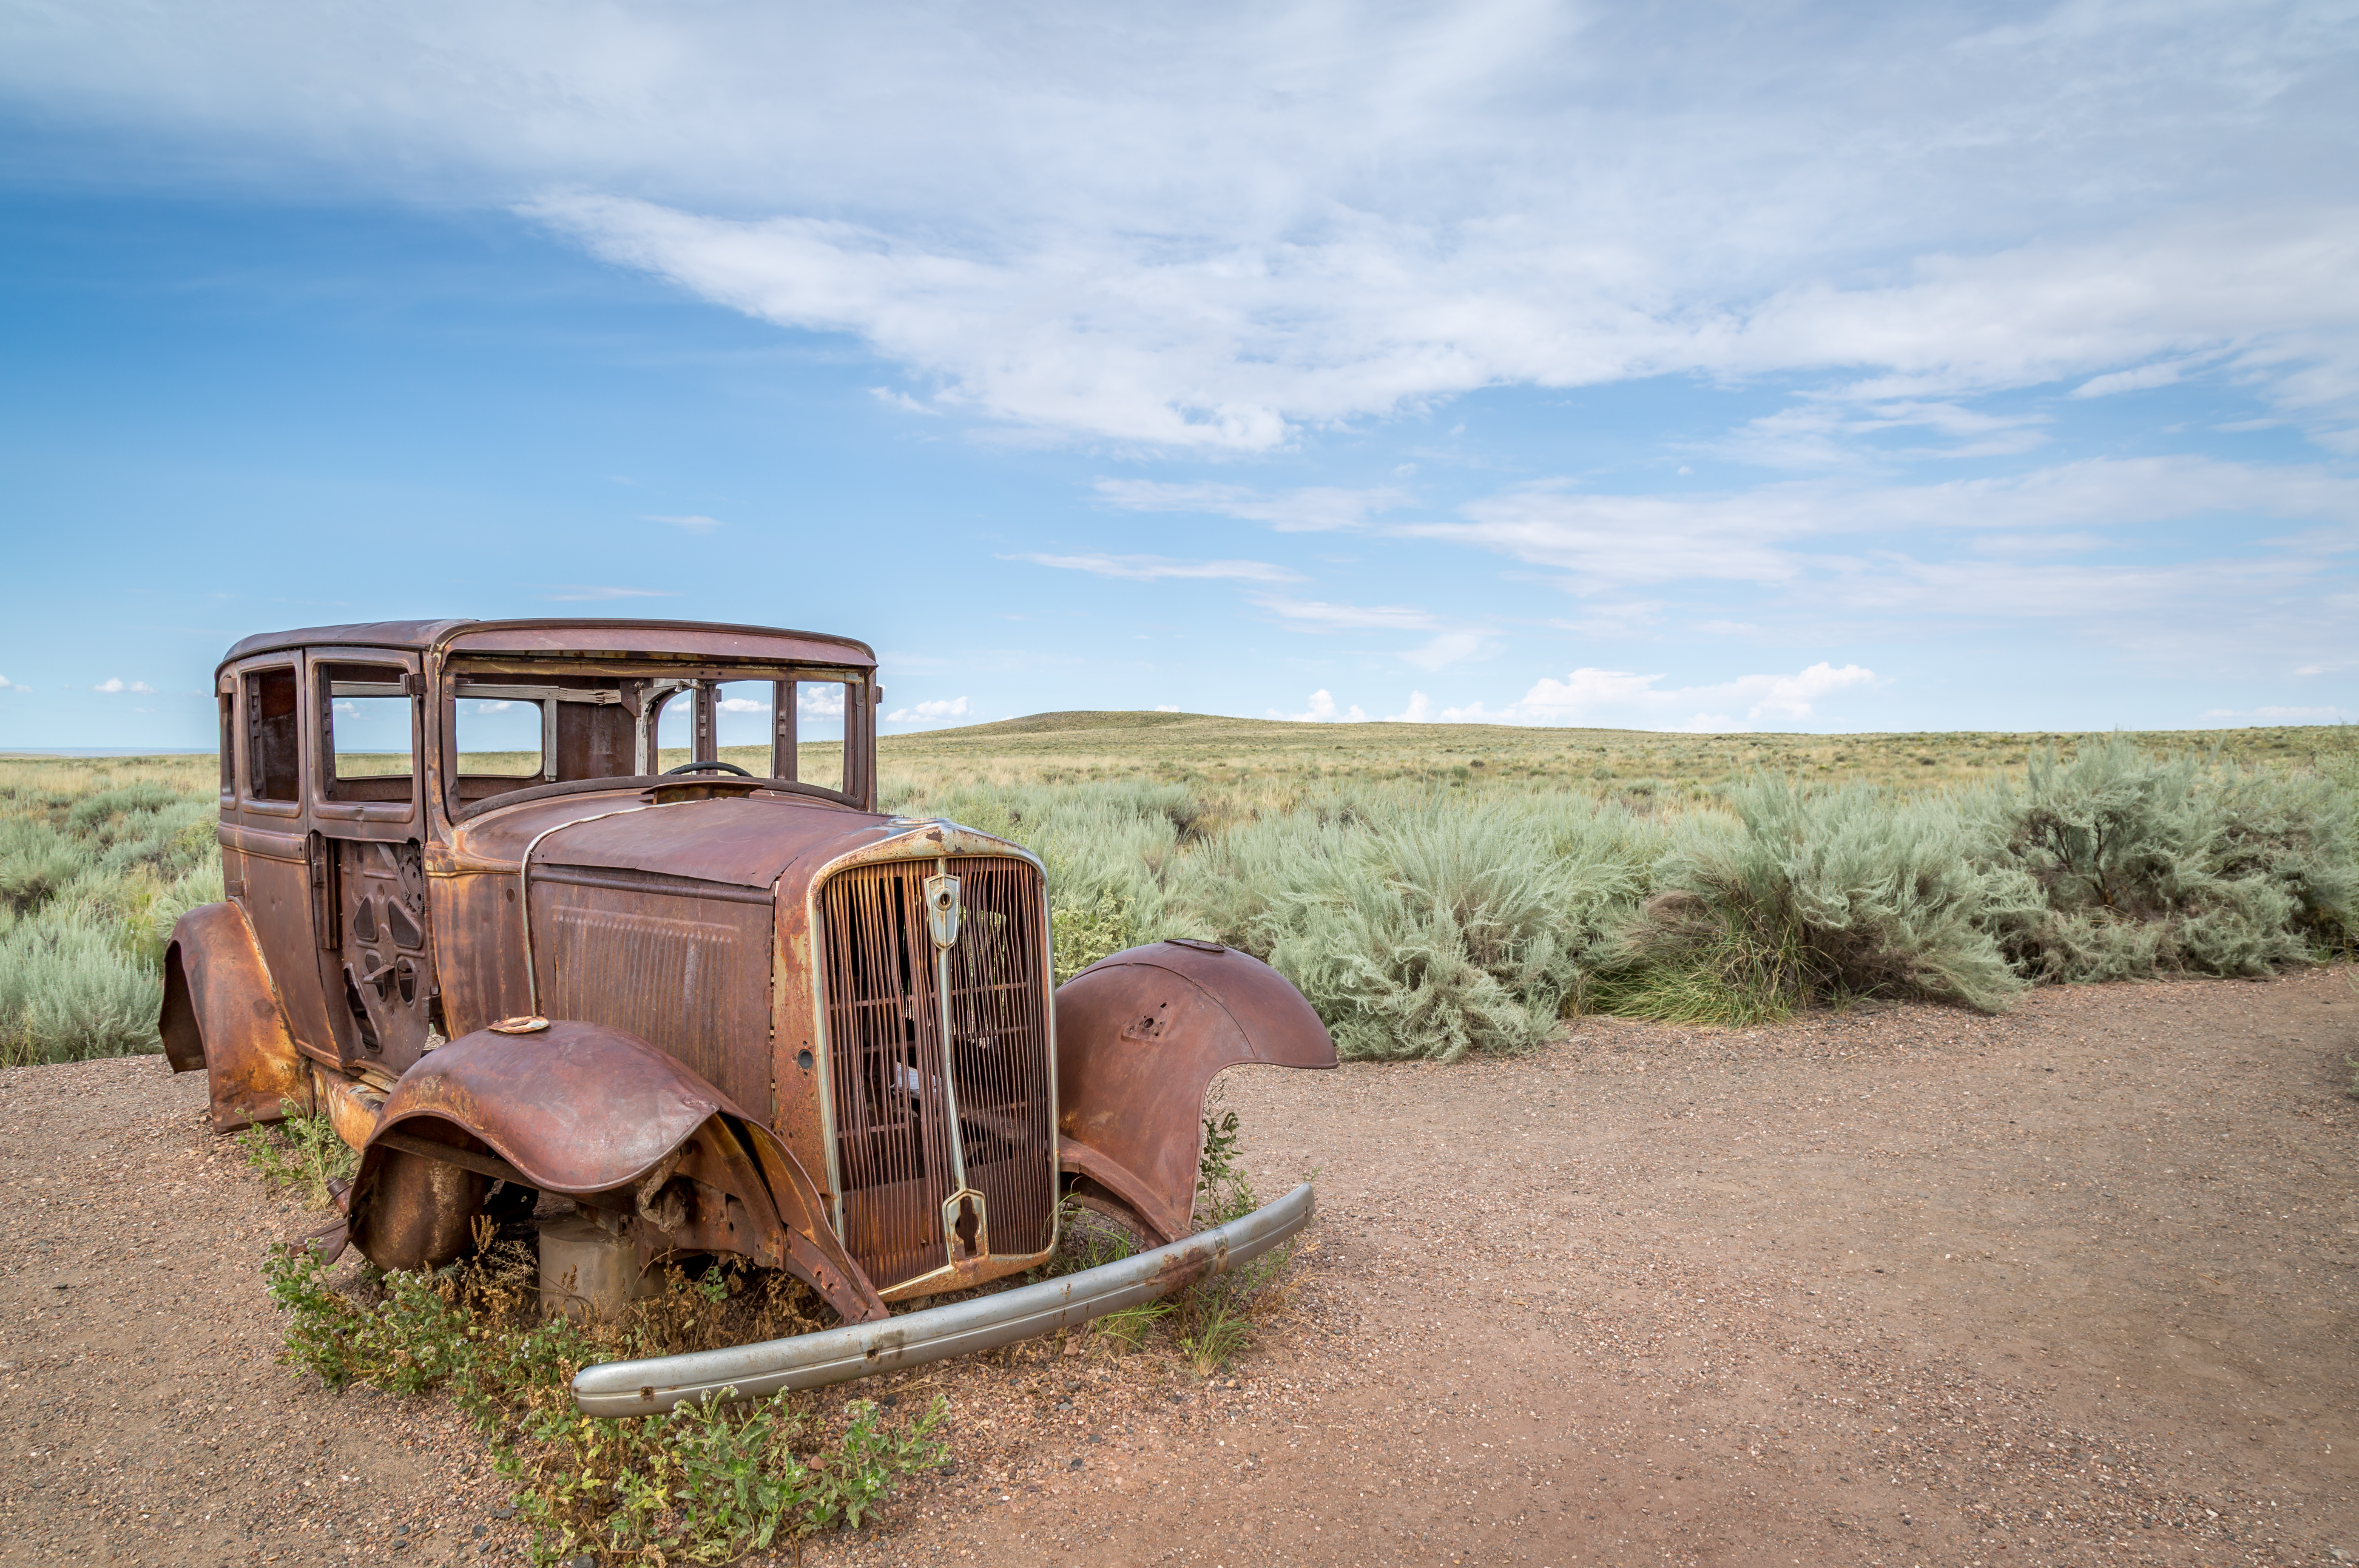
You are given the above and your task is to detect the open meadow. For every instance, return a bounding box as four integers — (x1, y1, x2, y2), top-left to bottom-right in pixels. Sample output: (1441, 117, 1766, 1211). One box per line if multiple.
(5, 715, 2356, 1065)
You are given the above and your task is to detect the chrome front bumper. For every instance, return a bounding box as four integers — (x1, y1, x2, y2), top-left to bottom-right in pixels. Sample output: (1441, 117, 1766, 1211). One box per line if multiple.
(571, 1182, 1316, 1416)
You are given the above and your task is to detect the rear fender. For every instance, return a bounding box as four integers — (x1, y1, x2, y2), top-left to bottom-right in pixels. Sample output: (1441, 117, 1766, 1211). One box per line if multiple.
(347, 1021, 888, 1324)
(159, 901, 313, 1132)
(1053, 941, 1337, 1244)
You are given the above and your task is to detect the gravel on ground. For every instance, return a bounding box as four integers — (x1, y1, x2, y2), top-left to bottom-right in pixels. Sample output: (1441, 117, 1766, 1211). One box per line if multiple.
(4, 966, 2353, 1567)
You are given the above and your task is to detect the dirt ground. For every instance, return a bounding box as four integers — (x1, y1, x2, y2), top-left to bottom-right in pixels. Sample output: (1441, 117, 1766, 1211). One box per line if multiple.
(3, 967, 2354, 1568)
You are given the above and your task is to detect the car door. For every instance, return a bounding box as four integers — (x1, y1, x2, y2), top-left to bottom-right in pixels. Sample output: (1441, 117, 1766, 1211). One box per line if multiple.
(308, 649, 441, 1075)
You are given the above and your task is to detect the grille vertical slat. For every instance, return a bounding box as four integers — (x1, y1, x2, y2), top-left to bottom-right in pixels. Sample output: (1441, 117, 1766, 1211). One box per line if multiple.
(945, 859, 1054, 1258)
(819, 855, 1053, 1292)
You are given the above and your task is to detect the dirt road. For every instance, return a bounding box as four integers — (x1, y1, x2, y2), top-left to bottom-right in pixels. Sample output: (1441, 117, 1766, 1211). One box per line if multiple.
(5, 967, 2354, 1567)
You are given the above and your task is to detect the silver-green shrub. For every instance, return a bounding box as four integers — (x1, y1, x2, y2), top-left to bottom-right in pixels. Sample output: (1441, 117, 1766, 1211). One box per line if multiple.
(1168, 790, 1656, 1060)
(1970, 739, 2357, 981)
(0, 909, 163, 1062)
(1598, 778, 2039, 1018)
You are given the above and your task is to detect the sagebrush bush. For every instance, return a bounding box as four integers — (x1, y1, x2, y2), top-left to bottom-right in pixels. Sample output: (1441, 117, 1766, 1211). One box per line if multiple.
(1167, 790, 1656, 1060)
(1970, 739, 2358, 981)
(1597, 778, 2039, 1017)
(0, 816, 87, 912)
(0, 910, 163, 1062)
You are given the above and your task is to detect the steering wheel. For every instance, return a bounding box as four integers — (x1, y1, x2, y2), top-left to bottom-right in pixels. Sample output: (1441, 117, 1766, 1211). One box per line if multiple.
(662, 760, 753, 777)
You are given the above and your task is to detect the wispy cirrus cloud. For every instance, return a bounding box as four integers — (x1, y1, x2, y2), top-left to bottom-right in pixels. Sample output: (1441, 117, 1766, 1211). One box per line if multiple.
(1248, 595, 1438, 632)
(1009, 552, 1301, 583)
(1407, 456, 2359, 594)
(93, 677, 156, 693)
(1094, 481, 1413, 532)
(646, 513, 725, 532)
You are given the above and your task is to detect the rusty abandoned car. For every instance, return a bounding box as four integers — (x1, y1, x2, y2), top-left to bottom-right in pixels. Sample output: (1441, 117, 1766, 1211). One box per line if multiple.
(161, 619, 1333, 1412)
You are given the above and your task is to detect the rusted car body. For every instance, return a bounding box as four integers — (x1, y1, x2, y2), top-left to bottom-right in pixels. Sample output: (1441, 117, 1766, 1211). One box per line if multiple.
(163, 619, 1334, 1397)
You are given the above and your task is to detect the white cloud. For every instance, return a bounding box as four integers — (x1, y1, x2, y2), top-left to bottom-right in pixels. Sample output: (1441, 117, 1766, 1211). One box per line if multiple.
(1406, 456, 2359, 595)
(887, 696, 971, 722)
(1432, 661, 1878, 731)
(1249, 595, 1438, 632)
(797, 685, 846, 716)
(2072, 358, 2204, 399)
(9, 5, 2359, 448)
(538, 585, 679, 600)
(1400, 630, 1491, 670)
(92, 677, 156, 693)
(1154, 703, 1181, 712)
(0, 675, 23, 691)
(1547, 603, 1663, 639)
(645, 513, 725, 532)
(868, 387, 937, 415)
(1094, 481, 1413, 532)
(1270, 689, 1365, 723)
(714, 695, 768, 713)
(2200, 705, 2347, 722)
(1009, 552, 1301, 583)
(1387, 691, 1433, 723)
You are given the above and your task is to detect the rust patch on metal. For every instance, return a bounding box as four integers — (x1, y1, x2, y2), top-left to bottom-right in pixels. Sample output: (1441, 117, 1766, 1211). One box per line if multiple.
(1054, 941, 1338, 1242)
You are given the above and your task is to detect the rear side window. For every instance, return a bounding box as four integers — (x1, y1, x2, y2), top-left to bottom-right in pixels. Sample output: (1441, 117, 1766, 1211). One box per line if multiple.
(244, 668, 300, 802)
(218, 692, 235, 795)
(321, 664, 415, 793)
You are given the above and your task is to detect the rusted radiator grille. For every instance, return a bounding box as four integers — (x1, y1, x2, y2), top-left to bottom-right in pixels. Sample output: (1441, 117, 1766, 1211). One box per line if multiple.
(819, 855, 1054, 1291)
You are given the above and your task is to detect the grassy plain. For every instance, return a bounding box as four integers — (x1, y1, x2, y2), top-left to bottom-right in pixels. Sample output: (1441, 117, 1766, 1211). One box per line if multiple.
(872, 708, 2359, 796)
(5, 714, 2353, 1065)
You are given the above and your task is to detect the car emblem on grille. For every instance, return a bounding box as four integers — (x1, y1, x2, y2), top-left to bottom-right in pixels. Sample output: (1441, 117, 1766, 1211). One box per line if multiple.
(923, 872, 961, 949)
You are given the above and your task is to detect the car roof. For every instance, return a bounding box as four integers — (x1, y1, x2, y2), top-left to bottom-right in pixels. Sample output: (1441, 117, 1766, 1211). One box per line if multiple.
(219, 618, 877, 670)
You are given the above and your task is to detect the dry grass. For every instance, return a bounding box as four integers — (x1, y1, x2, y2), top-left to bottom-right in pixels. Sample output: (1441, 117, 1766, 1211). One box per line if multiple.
(861, 710, 2359, 806)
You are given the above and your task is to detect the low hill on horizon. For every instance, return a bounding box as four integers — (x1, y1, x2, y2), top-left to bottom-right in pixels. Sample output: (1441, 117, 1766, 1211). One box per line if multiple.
(871, 708, 2355, 793)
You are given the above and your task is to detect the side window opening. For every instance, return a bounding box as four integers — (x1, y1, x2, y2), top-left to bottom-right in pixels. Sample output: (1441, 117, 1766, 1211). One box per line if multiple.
(321, 663, 416, 803)
(217, 690, 235, 797)
(244, 668, 300, 803)
(651, 683, 696, 772)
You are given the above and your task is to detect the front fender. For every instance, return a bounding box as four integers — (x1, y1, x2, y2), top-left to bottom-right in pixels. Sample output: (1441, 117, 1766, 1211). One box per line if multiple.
(348, 1021, 888, 1325)
(159, 901, 312, 1132)
(1054, 941, 1336, 1244)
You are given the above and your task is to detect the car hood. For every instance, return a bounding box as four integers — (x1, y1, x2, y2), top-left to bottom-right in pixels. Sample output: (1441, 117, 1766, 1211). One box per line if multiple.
(445, 789, 1036, 896)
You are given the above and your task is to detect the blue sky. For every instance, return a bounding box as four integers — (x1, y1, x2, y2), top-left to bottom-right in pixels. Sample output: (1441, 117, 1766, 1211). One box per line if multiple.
(2, 0, 2355, 747)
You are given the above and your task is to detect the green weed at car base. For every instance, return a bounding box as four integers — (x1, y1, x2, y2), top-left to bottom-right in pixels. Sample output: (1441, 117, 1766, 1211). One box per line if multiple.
(261, 1241, 947, 1564)
(236, 1102, 359, 1209)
